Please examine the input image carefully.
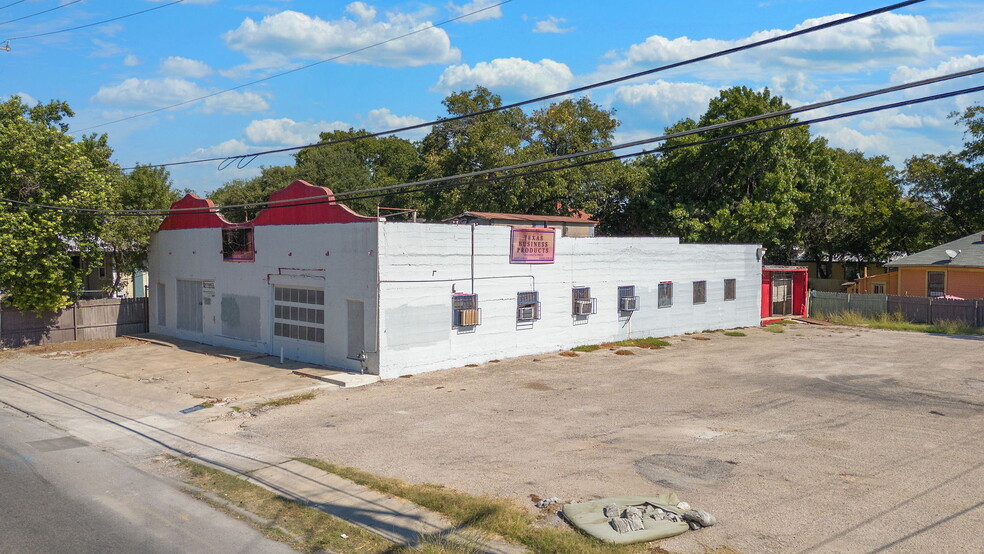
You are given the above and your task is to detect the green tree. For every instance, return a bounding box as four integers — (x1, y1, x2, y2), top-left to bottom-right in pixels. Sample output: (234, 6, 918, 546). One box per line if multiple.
(619, 86, 839, 262)
(0, 97, 118, 312)
(101, 164, 180, 293)
(293, 129, 422, 216)
(900, 105, 984, 245)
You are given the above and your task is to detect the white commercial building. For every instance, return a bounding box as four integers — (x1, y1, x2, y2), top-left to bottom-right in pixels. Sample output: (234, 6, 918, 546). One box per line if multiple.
(149, 181, 763, 379)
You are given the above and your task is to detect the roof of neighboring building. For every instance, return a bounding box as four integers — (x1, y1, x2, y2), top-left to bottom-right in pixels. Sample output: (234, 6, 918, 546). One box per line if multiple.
(446, 211, 598, 226)
(885, 231, 984, 268)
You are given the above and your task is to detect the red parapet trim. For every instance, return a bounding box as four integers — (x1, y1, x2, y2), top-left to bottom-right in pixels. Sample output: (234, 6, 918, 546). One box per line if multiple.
(252, 180, 378, 226)
(159, 194, 230, 230)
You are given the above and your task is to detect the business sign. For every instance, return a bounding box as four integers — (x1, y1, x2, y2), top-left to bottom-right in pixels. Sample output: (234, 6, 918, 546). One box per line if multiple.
(510, 227, 555, 264)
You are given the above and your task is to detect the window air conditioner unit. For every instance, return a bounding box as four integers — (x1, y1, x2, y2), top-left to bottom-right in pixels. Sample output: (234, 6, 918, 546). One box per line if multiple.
(574, 299, 596, 316)
(620, 296, 640, 312)
(456, 308, 481, 326)
(517, 305, 536, 322)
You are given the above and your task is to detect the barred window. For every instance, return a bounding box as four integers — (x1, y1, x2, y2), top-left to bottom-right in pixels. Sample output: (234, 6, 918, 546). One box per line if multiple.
(517, 291, 540, 322)
(618, 285, 639, 312)
(452, 294, 480, 327)
(222, 228, 255, 262)
(724, 279, 737, 301)
(658, 282, 673, 308)
(693, 281, 707, 304)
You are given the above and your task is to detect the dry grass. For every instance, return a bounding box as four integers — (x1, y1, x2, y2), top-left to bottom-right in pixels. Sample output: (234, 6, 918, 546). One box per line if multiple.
(821, 311, 984, 336)
(18, 338, 130, 356)
(692, 337, 711, 341)
(295, 457, 647, 554)
(764, 324, 785, 333)
(176, 458, 398, 553)
(559, 351, 580, 358)
(723, 331, 746, 337)
(571, 344, 602, 352)
(614, 349, 635, 355)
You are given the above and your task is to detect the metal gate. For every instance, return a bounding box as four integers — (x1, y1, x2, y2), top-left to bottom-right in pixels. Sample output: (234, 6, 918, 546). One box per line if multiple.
(771, 272, 793, 316)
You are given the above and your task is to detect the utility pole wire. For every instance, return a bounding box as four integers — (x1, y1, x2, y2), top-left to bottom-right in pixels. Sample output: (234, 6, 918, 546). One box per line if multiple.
(5, 69, 982, 217)
(4, 0, 184, 42)
(0, 1, 28, 12)
(74, 0, 920, 150)
(0, 0, 80, 27)
(70, 0, 513, 133)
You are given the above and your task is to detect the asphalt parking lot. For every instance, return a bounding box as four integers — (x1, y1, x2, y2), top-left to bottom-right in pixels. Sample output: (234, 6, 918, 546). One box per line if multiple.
(210, 323, 984, 553)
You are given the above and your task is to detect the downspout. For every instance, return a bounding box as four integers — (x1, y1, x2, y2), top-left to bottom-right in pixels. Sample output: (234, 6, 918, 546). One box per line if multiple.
(471, 224, 476, 294)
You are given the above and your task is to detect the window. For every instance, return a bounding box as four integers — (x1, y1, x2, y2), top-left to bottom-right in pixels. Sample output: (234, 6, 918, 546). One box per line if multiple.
(273, 286, 325, 343)
(693, 281, 707, 304)
(222, 227, 255, 262)
(927, 271, 945, 298)
(873, 282, 886, 294)
(658, 282, 673, 308)
(572, 287, 597, 316)
(724, 279, 736, 301)
(618, 285, 639, 313)
(452, 294, 480, 327)
(516, 291, 541, 322)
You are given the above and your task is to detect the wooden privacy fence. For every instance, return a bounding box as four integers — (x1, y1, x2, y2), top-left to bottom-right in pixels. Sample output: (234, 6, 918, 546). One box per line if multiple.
(0, 298, 149, 347)
(809, 291, 984, 327)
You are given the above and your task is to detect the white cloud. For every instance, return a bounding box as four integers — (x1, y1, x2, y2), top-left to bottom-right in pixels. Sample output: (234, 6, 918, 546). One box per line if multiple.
(92, 78, 269, 113)
(5, 92, 39, 106)
(606, 12, 937, 75)
(244, 118, 350, 146)
(191, 138, 251, 158)
(533, 16, 573, 34)
(613, 80, 719, 121)
(435, 57, 574, 96)
(891, 54, 984, 83)
(123, 54, 140, 67)
(447, 0, 503, 23)
(222, 5, 460, 70)
(90, 38, 125, 58)
(365, 108, 426, 130)
(160, 56, 214, 78)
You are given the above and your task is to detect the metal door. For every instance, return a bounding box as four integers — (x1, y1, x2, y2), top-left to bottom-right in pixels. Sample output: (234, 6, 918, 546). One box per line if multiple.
(347, 300, 364, 360)
(176, 280, 203, 333)
(271, 285, 325, 365)
(771, 272, 793, 316)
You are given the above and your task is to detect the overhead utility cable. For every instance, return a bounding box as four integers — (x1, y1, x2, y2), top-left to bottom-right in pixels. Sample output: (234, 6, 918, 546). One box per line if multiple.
(4, 0, 184, 42)
(95, 0, 926, 172)
(0, 1, 28, 12)
(72, 0, 513, 132)
(5, 70, 982, 217)
(0, 0, 80, 27)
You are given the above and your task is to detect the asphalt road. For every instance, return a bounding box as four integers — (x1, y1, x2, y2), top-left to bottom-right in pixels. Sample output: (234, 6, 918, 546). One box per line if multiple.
(0, 406, 295, 554)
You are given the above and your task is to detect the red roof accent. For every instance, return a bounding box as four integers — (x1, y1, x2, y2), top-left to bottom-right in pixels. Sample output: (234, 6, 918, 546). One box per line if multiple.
(454, 211, 598, 226)
(252, 180, 378, 226)
(158, 194, 229, 230)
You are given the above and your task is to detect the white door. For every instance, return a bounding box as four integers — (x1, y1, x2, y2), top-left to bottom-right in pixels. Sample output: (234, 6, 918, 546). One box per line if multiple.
(271, 285, 325, 365)
(176, 280, 203, 333)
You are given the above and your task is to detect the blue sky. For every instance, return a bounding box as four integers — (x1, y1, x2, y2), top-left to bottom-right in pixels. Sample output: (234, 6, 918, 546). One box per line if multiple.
(4, 0, 984, 196)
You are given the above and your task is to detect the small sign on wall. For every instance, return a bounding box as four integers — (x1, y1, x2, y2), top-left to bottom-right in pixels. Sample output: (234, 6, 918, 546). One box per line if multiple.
(510, 227, 556, 264)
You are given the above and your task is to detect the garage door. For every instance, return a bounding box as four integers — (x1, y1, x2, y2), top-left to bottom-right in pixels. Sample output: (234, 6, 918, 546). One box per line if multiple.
(272, 285, 325, 364)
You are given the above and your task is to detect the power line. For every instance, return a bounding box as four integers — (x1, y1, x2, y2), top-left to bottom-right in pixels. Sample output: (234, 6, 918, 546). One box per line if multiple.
(0, 0, 80, 27)
(4, 0, 184, 42)
(6, 74, 982, 217)
(0, 1, 28, 12)
(71, 0, 513, 133)
(75, 0, 921, 149)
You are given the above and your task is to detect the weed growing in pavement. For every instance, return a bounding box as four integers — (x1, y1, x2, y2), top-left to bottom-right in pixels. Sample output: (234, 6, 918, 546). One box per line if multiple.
(820, 310, 984, 336)
(614, 349, 635, 355)
(764, 324, 785, 333)
(615, 337, 672, 349)
(558, 351, 580, 357)
(18, 338, 130, 356)
(294, 458, 643, 553)
(723, 331, 747, 337)
(255, 392, 317, 409)
(572, 344, 601, 352)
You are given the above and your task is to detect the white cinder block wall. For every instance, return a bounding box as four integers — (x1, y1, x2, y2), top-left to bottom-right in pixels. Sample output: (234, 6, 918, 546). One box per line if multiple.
(148, 222, 379, 373)
(376, 222, 761, 379)
(149, 220, 761, 379)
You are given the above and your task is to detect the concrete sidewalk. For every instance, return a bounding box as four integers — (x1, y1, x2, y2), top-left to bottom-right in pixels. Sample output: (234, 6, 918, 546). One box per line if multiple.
(0, 346, 523, 553)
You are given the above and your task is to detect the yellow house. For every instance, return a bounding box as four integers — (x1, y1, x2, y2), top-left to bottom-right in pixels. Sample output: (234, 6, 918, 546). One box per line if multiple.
(852, 231, 984, 299)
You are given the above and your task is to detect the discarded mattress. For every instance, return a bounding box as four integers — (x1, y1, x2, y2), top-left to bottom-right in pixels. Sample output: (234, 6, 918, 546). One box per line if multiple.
(561, 494, 690, 545)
